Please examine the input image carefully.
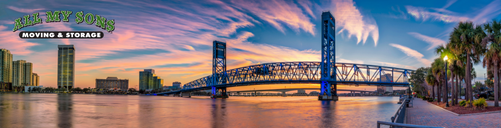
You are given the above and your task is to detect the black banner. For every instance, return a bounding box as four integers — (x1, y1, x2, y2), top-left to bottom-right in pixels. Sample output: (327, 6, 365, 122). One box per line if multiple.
(19, 31, 104, 39)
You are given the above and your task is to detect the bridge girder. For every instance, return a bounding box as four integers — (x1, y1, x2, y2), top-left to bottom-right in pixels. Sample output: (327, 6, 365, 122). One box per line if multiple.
(180, 62, 413, 91)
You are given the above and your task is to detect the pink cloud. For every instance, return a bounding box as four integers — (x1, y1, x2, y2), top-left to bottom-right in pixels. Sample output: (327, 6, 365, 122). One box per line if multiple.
(297, 0, 317, 19)
(405, 6, 469, 23)
(231, 0, 316, 35)
(7, 6, 45, 13)
(0, 25, 39, 55)
(331, 0, 379, 46)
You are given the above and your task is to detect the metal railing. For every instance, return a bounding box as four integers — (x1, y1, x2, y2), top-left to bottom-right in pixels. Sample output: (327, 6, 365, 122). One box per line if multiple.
(379, 96, 443, 128)
(391, 97, 408, 123)
(377, 121, 443, 128)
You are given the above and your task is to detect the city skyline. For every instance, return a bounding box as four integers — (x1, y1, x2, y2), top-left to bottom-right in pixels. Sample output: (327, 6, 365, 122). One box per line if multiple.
(1, 0, 501, 89)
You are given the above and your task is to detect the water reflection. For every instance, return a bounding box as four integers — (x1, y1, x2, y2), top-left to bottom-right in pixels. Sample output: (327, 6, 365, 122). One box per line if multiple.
(57, 94, 73, 128)
(139, 97, 154, 128)
(320, 100, 333, 128)
(211, 99, 227, 128)
(0, 94, 400, 128)
(0, 94, 10, 128)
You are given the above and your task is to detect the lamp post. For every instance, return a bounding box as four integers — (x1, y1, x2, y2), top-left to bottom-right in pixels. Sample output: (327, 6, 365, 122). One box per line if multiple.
(444, 56, 449, 107)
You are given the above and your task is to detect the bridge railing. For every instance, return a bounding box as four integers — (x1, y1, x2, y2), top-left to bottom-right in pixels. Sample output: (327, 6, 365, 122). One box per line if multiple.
(377, 97, 443, 128)
(392, 97, 408, 123)
(376, 121, 443, 128)
(182, 62, 414, 90)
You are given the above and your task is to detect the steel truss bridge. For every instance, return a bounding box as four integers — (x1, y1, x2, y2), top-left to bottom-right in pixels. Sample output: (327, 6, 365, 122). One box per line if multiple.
(156, 12, 414, 100)
(227, 88, 374, 93)
(157, 62, 412, 94)
(181, 62, 411, 90)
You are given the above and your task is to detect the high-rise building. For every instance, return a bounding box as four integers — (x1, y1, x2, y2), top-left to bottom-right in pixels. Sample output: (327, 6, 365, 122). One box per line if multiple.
(170, 81, 181, 90)
(173, 81, 181, 88)
(96, 77, 129, 91)
(156, 77, 163, 89)
(377, 74, 393, 94)
(12, 60, 25, 87)
(139, 69, 163, 91)
(23, 62, 32, 86)
(32, 73, 39, 86)
(0, 49, 13, 88)
(57, 45, 75, 90)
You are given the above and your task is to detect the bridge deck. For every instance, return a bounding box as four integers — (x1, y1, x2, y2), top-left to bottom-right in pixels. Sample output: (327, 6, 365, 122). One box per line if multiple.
(157, 62, 413, 95)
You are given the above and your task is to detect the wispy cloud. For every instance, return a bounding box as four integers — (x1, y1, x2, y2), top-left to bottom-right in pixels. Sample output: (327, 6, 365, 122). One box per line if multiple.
(408, 32, 446, 50)
(7, 6, 45, 13)
(232, 0, 316, 35)
(331, 0, 379, 46)
(442, 0, 457, 9)
(390, 43, 431, 65)
(405, 0, 501, 24)
(388, 6, 408, 20)
(371, 61, 416, 69)
(470, 0, 501, 24)
(297, 0, 317, 19)
(405, 6, 469, 23)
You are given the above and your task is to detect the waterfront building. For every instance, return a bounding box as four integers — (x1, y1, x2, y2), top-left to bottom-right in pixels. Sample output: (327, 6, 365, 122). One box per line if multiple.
(57, 45, 75, 90)
(96, 77, 128, 91)
(377, 74, 393, 94)
(23, 62, 32, 86)
(0, 49, 13, 90)
(32, 73, 39, 86)
(154, 76, 163, 89)
(170, 81, 181, 90)
(139, 69, 163, 91)
(12, 60, 25, 87)
(173, 81, 181, 88)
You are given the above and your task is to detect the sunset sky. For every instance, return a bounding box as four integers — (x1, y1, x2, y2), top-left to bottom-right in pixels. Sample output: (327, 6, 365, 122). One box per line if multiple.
(1, 0, 500, 91)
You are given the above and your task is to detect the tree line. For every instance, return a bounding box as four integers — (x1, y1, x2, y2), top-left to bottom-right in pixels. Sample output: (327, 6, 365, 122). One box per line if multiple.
(410, 20, 501, 107)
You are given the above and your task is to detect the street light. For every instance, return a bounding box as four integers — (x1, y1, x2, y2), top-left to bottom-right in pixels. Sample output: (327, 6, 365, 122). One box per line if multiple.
(444, 55, 449, 107)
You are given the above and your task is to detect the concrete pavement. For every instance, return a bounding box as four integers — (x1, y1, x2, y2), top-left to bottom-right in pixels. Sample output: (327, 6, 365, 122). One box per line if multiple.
(407, 98, 501, 127)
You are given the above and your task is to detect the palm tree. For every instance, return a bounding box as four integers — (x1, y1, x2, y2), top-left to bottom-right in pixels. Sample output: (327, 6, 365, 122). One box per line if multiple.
(431, 58, 450, 103)
(482, 20, 501, 107)
(426, 68, 437, 101)
(436, 45, 456, 105)
(449, 21, 487, 106)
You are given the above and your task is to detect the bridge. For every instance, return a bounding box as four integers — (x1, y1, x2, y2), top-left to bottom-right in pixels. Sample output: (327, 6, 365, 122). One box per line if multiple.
(227, 88, 374, 96)
(156, 12, 414, 101)
(227, 88, 374, 93)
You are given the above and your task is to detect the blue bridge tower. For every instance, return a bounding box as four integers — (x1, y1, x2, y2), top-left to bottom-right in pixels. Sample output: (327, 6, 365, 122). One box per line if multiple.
(211, 40, 228, 98)
(319, 12, 338, 101)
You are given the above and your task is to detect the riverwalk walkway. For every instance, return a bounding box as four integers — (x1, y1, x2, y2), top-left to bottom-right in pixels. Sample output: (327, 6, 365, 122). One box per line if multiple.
(407, 99, 501, 127)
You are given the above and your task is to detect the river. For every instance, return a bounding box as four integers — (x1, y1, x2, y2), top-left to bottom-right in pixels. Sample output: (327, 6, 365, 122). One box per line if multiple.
(0, 94, 400, 128)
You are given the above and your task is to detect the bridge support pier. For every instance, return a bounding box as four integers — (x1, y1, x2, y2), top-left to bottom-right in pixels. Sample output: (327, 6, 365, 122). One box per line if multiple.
(211, 87, 229, 99)
(319, 83, 338, 101)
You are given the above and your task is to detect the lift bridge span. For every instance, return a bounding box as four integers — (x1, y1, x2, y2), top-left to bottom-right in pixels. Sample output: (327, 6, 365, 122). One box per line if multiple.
(156, 12, 414, 100)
